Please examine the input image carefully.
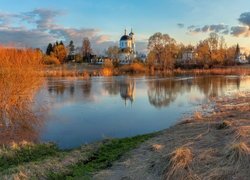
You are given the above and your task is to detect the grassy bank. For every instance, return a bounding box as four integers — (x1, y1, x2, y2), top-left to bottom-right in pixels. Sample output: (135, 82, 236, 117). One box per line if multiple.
(94, 92, 250, 180)
(0, 133, 157, 179)
(0, 143, 60, 171)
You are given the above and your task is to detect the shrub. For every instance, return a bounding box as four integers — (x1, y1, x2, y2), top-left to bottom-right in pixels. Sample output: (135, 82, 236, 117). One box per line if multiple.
(43, 55, 60, 65)
(0, 46, 44, 145)
(119, 62, 146, 74)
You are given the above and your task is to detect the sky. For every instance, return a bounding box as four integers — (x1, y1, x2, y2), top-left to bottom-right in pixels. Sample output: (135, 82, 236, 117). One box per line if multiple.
(1, 0, 250, 54)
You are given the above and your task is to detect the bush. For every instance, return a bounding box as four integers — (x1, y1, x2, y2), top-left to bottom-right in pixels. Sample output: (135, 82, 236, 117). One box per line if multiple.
(119, 62, 146, 74)
(0, 46, 44, 145)
(43, 55, 61, 65)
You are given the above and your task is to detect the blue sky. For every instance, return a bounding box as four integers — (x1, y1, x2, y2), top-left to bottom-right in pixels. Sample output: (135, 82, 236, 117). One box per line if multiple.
(1, 0, 250, 53)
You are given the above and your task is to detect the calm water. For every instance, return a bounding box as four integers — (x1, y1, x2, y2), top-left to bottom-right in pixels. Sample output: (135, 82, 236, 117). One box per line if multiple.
(32, 76, 250, 148)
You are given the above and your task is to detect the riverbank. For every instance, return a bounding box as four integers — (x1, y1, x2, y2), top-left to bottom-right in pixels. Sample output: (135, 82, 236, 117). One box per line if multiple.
(43, 63, 250, 78)
(94, 91, 250, 180)
(1, 91, 250, 179)
(0, 134, 157, 179)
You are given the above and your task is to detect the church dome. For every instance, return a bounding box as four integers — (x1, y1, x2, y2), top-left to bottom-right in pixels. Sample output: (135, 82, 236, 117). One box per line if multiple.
(120, 35, 132, 41)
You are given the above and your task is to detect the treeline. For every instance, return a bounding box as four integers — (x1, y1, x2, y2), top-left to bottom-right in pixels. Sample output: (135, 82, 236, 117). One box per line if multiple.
(43, 32, 249, 70)
(43, 38, 93, 65)
(147, 32, 248, 70)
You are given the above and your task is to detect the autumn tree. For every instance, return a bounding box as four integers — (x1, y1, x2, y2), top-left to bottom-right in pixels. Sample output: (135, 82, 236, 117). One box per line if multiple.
(196, 40, 210, 68)
(82, 38, 92, 62)
(148, 32, 178, 70)
(53, 42, 67, 64)
(225, 45, 237, 65)
(195, 33, 228, 67)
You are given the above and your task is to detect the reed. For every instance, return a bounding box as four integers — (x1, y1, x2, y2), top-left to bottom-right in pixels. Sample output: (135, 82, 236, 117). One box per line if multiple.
(0, 46, 44, 145)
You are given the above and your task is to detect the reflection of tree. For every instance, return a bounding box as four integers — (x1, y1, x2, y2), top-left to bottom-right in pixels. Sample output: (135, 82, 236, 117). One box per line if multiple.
(69, 83, 75, 96)
(47, 80, 66, 95)
(103, 78, 120, 95)
(120, 79, 135, 105)
(147, 79, 178, 108)
(0, 115, 42, 145)
(82, 80, 92, 97)
(193, 76, 240, 98)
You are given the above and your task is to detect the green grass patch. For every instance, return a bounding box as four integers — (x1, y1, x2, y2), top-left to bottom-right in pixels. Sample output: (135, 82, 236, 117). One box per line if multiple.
(49, 133, 156, 179)
(0, 143, 60, 171)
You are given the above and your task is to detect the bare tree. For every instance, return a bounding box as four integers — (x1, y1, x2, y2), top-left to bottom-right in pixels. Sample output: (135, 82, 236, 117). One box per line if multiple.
(82, 38, 92, 62)
(106, 46, 120, 66)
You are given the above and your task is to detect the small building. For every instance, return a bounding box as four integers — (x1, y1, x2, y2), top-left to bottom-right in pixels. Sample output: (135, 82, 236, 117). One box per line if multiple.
(176, 48, 198, 65)
(235, 54, 248, 64)
(91, 56, 112, 65)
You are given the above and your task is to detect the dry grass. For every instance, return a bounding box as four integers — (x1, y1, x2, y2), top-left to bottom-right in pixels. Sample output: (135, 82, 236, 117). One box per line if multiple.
(0, 46, 44, 145)
(151, 144, 164, 152)
(44, 69, 92, 78)
(174, 67, 250, 76)
(194, 111, 203, 121)
(119, 63, 146, 74)
(225, 142, 250, 168)
(164, 147, 194, 180)
(233, 126, 250, 141)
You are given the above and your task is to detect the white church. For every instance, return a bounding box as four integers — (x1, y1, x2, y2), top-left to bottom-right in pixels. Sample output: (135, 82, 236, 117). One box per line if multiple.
(118, 29, 136, 64)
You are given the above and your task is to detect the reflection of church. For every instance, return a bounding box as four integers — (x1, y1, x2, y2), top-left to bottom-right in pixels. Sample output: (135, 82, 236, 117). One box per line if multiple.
(120, 79, 135, 105)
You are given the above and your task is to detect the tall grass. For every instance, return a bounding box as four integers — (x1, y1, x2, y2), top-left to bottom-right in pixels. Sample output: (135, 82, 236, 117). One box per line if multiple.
(0, 46, 44, 145)
(164, 147, 194, 180)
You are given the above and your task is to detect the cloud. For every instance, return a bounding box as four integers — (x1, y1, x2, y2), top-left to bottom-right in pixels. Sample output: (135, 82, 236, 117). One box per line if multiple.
(187, 25, 196, 30)
(0, 8, 147, 54)
(136, 41, 148, 54)
(21, 9, 63, 31)
(0, 8, 146, 54)
(0, 13, 18, 28)
(230, 26, 250, 37)
(0, 28, 57, 47)
(187, 12, 250, 38)
(238, 12, 250, 27)
(188, 24, 229, 34)
(177, 23, 185, 28)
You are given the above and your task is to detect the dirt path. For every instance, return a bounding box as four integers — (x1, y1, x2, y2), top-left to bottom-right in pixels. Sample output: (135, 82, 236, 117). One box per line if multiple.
(94, 92, 250, 180)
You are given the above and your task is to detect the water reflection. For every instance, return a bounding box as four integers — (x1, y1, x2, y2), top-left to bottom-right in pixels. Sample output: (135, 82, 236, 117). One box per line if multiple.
(147, 79, 178, 108)
(82, 80, 92, 97)
(46, 76, 243, 108)
(120, 79, 135, 105)
(38, 76, 250, 149)
(103, 77, 120, 95)
(146, 76, 243, 108)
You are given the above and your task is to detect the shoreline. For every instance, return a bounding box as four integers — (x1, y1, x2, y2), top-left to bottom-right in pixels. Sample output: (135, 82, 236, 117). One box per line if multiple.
(43, 64, 250, 78)
(1, 91, 250, 179)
